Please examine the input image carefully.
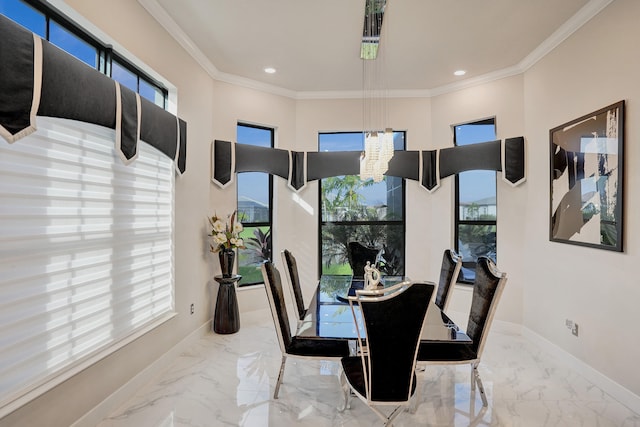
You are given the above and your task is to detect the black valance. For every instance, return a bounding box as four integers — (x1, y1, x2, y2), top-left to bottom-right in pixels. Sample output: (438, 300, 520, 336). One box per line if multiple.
(212, 136, 526, 192)
(0, 14, 187, 174)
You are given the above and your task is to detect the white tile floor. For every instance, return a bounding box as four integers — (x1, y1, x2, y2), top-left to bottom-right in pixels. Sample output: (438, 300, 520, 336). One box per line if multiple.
(98, 310, 640, 427)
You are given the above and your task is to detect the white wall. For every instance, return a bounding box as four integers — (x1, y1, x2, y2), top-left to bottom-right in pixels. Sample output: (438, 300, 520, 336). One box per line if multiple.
(3, 0, 639, 425)
(522, 0, 640, 397)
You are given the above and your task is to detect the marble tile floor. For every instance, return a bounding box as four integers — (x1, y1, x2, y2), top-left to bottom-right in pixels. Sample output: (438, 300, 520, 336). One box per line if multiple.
(98, 310, 640, 427)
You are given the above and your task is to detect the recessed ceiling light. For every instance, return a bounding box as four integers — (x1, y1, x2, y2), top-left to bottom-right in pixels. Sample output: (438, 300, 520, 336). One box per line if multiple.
(454, 70, 466, 76)
(264, 67, 276, 74)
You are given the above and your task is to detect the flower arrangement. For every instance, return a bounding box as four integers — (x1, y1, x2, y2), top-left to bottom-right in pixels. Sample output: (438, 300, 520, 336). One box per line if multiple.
(208, 211, 246, 252)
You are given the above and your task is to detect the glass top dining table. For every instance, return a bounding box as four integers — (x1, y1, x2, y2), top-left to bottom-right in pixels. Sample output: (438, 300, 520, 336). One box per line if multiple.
(295, 275, 471, 344)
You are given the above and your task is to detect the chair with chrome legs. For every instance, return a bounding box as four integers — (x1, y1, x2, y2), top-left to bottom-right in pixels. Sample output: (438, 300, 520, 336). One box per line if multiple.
(340, 281, 434, 425)
(417, 256, 507, 407)
(434, 249, 462, 312)
(281, 249, 307, 326)
(261, 261, 351, 399)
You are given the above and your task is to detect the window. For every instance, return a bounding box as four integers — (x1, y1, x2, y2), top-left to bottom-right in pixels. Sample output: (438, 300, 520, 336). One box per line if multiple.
(0, 117, 175, 414)
(111, 56, 167, 108)
(0, 0, 167, 108)
(236, 123, 273, 286)
(319, 132, 405, 277)
(454, 118, 497, 282)
(49, 19, 98, 67)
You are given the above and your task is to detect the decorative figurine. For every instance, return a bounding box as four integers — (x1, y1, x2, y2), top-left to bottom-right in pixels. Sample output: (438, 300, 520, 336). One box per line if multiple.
(364, 261, 381, 290)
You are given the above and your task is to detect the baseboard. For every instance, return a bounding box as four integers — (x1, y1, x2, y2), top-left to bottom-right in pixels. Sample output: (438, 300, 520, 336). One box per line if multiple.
(522, 326, 640, 414)
(71, 320, 212, 427)
(445, 310, 522, 336)
(240, 307, 270, 325)
(491, 318, 522, 335)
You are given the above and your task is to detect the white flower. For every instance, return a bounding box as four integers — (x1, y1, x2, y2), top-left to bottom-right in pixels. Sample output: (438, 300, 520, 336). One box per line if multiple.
(214, 233, 227, 245)
(208, 211, 246, 252)
(212, 219, 225, 233)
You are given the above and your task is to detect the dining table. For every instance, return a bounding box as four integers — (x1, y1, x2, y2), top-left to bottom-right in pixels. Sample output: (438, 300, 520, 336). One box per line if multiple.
(295, 275, 471, 344)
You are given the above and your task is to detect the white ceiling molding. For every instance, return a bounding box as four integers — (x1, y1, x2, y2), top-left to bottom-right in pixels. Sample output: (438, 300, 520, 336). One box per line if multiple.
(138, 0, 614, 101)
(137, 0, 218, 78)
(429, 65, 523, 98)
(517, 0, 615, 71)
(137, 0, 297, 99)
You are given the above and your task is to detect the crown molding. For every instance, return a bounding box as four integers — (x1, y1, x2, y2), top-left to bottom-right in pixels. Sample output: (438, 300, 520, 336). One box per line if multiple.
(137, 0, 298, 99)
(295, 88, 434, 100)
(137, 0, 218, 78)
(138, 0, 614, 101)
(429, 66, 523, 98)
(518, 0, 615, 71)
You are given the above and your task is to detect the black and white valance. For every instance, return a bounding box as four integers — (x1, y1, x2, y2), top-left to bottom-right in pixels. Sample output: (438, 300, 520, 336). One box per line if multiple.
(212, 137, 526, 192)
(0, 14, 187, 174)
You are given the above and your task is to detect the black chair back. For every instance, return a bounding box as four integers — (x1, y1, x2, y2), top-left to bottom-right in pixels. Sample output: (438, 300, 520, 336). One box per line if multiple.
(347, 241, 379, 278)
(467, 256, 507, 355)
(355, 282, 434, 402)
(434, 249, 462, 311)
(281, 249, 305, 320)
(261, 261, 292, 353)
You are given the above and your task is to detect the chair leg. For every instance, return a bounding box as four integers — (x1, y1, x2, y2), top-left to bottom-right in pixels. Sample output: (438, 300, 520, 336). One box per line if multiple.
(371, 404, 404, 426)
(273, 355, 287, 399)
(472, 362, 488, 407)
(408, 371, 421, 414)
(337, 369, 352, 411)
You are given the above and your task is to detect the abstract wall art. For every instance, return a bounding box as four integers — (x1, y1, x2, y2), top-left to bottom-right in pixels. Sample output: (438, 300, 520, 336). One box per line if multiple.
(550, 100, 624, 251)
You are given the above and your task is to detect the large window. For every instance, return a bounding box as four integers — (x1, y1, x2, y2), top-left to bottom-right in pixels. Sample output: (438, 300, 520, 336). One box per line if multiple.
(0, 118, 175, 415)
(236, 123, 273, 286)
(319, 132, 405, 277)
(0, 1, 175, 414)
(0, 0, 167, 108)
(454, 118, 497, 282)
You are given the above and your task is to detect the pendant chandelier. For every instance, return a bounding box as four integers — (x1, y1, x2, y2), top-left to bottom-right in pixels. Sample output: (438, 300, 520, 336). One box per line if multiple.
(359, 0, 393, 183)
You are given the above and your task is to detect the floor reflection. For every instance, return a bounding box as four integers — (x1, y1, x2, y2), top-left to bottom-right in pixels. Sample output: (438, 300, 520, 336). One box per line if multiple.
(97, 310, 640, 427)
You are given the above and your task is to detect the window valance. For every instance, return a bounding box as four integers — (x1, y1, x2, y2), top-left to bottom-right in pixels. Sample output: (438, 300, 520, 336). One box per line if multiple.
(0, 14, 187, 174)
(212, 136, 525, 192)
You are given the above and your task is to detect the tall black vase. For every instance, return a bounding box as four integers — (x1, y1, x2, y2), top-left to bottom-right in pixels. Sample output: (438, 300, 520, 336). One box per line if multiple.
(218, 248, 235, 278)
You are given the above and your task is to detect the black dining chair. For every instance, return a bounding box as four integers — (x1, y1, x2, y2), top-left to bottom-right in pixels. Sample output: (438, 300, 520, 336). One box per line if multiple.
(417, 256, 507, 407)
(260, 261, 351, 399)
(281, 249, 307, 325)
(347, 241, 379, 278)
(340, 281, 434, 425)
(434, 249, 462, 312)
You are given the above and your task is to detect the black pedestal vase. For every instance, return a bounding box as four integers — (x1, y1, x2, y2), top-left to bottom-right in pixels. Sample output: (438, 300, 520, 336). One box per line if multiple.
(213, 274, 241, 334)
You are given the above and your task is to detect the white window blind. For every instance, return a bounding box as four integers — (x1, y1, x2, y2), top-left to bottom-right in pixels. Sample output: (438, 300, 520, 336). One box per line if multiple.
(0, 117, 175, 414)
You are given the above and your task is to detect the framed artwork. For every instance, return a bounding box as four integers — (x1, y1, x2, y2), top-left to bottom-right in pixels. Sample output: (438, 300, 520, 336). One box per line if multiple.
(549, 100, 624, 251)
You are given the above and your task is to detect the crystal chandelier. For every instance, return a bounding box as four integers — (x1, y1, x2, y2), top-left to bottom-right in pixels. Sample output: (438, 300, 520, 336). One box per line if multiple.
(359, 0, 393, 183)
(360, 128, 394, 182)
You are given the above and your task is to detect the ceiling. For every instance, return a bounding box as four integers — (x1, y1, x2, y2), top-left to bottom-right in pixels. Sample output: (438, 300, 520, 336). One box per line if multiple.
(139, 0, 610, 98)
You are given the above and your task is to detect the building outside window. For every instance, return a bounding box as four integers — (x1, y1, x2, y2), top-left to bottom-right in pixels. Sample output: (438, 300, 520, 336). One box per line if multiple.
(319, 131, 405, 277)
(454, 118, 497, 282)
(236, 123, 273, 286)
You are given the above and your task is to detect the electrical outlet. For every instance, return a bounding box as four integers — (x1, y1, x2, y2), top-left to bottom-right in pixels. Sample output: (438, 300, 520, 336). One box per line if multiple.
(190, 303, 195, 315)
(572, 323, 579, 336)
(565, 318, 573, 329)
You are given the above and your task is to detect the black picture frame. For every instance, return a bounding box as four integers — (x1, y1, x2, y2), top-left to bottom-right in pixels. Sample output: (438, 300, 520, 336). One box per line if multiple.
(549, 100, 624, 251)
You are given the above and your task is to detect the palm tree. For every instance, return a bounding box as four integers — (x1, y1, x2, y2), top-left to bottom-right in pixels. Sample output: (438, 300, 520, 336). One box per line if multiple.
(321, 175, 382, 271)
